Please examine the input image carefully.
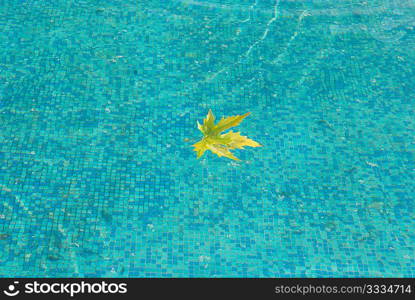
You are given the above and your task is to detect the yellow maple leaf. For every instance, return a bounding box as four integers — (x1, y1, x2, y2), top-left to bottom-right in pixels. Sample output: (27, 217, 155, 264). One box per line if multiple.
(193, 110, 262, 160)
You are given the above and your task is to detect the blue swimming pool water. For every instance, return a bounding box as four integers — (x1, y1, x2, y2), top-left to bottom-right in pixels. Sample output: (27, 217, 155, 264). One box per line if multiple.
(0, 0, 414, 277)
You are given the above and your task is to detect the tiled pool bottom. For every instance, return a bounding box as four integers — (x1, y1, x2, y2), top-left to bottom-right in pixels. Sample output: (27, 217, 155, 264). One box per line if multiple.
(1, 0, 415, 277)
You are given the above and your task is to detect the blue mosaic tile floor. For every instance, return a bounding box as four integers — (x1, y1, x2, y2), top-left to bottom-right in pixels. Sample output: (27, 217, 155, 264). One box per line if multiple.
(0, 0, 414, 277)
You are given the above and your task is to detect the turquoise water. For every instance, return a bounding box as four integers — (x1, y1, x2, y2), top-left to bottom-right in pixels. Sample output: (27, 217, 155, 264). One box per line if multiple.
(0, 0, 414, 277)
